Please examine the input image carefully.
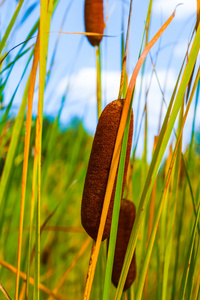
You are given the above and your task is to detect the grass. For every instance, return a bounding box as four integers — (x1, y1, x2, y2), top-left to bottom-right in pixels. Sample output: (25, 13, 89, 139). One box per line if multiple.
(0, 0, 200, 299)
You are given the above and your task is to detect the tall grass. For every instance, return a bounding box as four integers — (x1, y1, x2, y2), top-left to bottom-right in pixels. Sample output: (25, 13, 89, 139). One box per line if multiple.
(0, 1, 199, 300)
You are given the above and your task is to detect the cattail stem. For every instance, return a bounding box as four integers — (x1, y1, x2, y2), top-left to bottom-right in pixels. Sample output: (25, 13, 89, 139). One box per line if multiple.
(84, 240, 96, 300)
(96, 46, 101, 119)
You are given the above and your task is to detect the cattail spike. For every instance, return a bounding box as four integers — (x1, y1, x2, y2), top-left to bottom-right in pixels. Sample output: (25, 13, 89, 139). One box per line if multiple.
(111, 198, 136, 291)
(81, 99, 133, 241)
(84, 0, 104, 47)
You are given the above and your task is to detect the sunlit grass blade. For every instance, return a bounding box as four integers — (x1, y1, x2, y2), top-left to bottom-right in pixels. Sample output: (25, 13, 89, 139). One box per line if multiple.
(139, 102, 148, 275)
(34, 1, 53, 299)
(20, 2, 38, 24)
(0, 0, 25, 54)
(14, 30, 40, 300)
(144, 136, 158, 299)
(25, 139, 38, 300)
(114, 18, 200, 300)
(162, 101, 183, 300)
(0, 47, 34, 140)
(0, 77, 29, 227)
(21, 32, 39, 300)
(1, 46, 32, 74)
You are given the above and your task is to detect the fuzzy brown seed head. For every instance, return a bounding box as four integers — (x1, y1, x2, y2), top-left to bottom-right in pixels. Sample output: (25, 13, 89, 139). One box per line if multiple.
(84, 0, 104, 47)
(111, 198, 136, 290)
(81, 99, 133, 241)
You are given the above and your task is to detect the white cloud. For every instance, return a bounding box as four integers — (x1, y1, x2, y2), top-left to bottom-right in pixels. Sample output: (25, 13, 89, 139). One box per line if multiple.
(55, 66, 200, 160)
(153, 0, 196, 20)
(56, 67, 177, 132)
(56, 67, 121, 107)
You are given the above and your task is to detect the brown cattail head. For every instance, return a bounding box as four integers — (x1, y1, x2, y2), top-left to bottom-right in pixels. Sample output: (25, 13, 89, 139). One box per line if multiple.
(81, 99, 133, 241)
(84, 0, 104, 47)
(111, 198, 136, 291)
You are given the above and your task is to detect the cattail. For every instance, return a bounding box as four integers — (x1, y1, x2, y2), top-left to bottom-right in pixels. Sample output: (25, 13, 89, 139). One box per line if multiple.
(84, 0, 104, 47)
(111, 198, 136, 291)
(81, 99, 133, 241)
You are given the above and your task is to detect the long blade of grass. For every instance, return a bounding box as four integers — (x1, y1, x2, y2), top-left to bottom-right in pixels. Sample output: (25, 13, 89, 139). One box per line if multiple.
(0, 76, 29, 220)
(1, 46, 32, 73)
(23, 32, 40, 300)
(144, 136, 158, 299)
(25, 134, 38, 300)
(14, 30, 40, 300)
(0, 19, 40, 140)
(0, 47, 34, 140)
(0, 0, 25, 54)
(34, 1, 53, 298)
(114, 18, 200, 300)
(83, 11, 175, 300)
(162, 101, 183, 300)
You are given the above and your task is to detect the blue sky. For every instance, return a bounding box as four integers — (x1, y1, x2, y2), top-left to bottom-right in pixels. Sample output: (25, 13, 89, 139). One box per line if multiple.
(0, 0, 199, 160)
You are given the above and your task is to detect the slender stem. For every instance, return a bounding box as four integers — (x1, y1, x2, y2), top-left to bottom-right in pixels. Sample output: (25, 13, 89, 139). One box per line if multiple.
(96, 46, 101, 119)
(0, 282, 12, 300)
(118, 0, 134, 99)
(83, 241, 96, 299)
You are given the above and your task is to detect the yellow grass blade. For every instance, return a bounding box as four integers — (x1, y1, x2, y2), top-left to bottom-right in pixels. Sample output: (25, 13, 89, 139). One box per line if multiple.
(15, 30, 40, 300)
